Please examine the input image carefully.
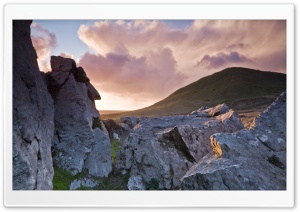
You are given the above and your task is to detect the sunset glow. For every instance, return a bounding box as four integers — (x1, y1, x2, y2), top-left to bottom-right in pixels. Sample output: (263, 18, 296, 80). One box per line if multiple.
(31, 20, 286, 111)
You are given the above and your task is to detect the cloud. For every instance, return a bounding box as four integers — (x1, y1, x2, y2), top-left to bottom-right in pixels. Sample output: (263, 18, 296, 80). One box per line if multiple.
(197, 51, 253, 69)
(59, 52, 74, 59)
(78, 48, 186, 101)
(31, 22, 57, 72)
(76, 20, 286, 109)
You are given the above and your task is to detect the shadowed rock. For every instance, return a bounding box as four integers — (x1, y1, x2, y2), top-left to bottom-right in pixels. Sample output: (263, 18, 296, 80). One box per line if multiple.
(13, 20, 54, 190)
(116, 105, 244, 190)
(47, 56, 112, 177)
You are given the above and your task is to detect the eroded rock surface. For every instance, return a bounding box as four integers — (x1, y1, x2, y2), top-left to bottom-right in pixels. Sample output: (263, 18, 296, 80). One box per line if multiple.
(181, 92, 286, 190)
(46, 56, 112, 177)
(116, 105, 244, 190)
(13, 20, 54, 190)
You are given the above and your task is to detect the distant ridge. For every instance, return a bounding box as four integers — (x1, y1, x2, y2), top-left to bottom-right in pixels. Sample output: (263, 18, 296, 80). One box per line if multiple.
(101, 67, 286, 122)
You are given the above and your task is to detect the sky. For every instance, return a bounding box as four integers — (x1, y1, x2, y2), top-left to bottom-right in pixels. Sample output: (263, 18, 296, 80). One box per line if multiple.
(31, 20, 286, 111)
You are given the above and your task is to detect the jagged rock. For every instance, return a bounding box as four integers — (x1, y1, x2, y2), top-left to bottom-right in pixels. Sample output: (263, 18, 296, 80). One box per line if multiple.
(69, 177, 99, 190)
(87, 83, 101, 100)
(13, 20, 54, 190)
(50, 56, 75, 72)
(181, 92, 286, 190)
(84, 128, 112, 177)
(116, 105, 244, 190)
(127, 175, 145, 190)
(190, 104, 230, 117)
(120, 116, 140, 129)
(47, 56, 112, 177)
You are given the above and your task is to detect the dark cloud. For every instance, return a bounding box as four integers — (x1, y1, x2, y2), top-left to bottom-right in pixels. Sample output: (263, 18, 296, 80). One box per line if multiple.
(197, 51, 253, 69)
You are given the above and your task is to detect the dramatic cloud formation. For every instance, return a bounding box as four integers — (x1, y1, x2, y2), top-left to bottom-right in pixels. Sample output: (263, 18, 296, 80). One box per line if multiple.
(76, 20, 286, 110)
(78, 48, 186, 100)
(31, 22, 57, 72)
(31, 20, 286, 110)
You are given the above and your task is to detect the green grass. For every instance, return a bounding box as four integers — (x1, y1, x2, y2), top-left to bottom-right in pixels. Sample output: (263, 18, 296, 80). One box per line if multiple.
(95, 172, 130, 190)
(146, 178, 159, 190)
(53, 167, 88, 190)
(111, 139, 121, 164)
(101, 67, 286, 122)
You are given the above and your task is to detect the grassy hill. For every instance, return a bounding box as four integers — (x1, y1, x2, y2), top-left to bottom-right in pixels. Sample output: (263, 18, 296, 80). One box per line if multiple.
(101, 67, 286, 127)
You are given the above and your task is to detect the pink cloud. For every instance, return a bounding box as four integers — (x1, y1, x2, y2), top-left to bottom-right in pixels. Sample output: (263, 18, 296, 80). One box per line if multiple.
(77, 20, 286, 109)
(59, 52, 74, 59)
(78, 48, 186, 100)
(197, 51, 253, 69)
(31, 22, 57, 72)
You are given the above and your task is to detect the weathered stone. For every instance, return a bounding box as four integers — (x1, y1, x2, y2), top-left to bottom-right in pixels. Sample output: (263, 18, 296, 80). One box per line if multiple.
(116, 105, 244, 190)
(127, 175, 145, 190)
(120, 116, 140, 129)
(87, 83, 101, 100)
(181, 93, 286, 190)
(84, 128, 112, 177)
(13, 20, 54, 190)
(51, 56, 75, 72)
(48, 56, 112, 177)
(69, 177, 99, 190)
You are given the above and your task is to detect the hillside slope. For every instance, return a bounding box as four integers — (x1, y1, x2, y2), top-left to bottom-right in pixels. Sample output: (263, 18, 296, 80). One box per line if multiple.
(101, 67, 286, 125)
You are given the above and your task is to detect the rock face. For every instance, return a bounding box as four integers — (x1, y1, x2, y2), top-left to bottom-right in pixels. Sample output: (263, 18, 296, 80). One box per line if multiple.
(13, 20, 55, 190)
(181, 92, 286, 190)
(116, 105, 244, 190)
(46, 56, 112, 177)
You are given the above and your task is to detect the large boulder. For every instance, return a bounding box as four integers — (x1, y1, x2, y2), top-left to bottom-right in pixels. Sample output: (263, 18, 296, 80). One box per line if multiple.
(46, 56, 112, 177)
(13, 20, 55, 190)
(116, 106, 244, 190)
(181, 92, 286, 190)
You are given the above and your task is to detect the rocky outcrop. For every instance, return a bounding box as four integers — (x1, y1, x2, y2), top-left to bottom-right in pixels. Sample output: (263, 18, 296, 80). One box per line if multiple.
(116, 105, 244, 190)
(13, 20, 55, 190)
(181, 92, 286, 190)
(46, 56, 112, 177)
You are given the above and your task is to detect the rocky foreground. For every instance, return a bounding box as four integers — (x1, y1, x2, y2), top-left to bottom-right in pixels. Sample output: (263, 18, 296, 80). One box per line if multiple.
(13, 20, 286, 190)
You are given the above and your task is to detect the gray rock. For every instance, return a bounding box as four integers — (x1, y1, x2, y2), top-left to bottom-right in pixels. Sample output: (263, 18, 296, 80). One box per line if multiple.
(116, 105, 244, 190)
(13, 20, 54, 190)
(113, 132, 120, 140)
(47, 56, 112, 177)
(121, 123, 131, 132)
(84, 128, 112, 177)
(51, 56, 75, 72)
(127, 175, 145, 190)
(181, 92, 286, 190)
(190, 104, 229, 117)
(69, 177, 99, 190)
(87, 83, 101, 100)
(120, 116, 140, 129)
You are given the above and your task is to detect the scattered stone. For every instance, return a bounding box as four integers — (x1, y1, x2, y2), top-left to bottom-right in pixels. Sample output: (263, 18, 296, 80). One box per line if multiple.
(69, 177, 99, 190)
(116, 104, 244, 190)
(181, 92, 286, 190)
